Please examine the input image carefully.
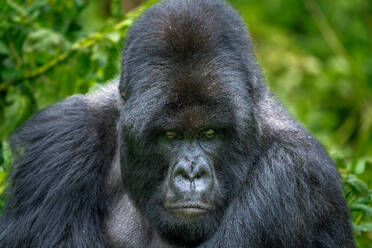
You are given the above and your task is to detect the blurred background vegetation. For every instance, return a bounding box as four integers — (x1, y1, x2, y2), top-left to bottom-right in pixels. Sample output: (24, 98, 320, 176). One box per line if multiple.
(0, 0, 371, 246)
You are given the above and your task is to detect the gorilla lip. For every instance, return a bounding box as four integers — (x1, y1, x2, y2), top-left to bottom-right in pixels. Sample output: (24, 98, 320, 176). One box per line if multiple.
(165, 203, 213, 217)
(170, 208, 207, 217)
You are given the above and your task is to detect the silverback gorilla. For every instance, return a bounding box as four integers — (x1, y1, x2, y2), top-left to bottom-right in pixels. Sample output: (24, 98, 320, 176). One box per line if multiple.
(0, 0, 355, 247)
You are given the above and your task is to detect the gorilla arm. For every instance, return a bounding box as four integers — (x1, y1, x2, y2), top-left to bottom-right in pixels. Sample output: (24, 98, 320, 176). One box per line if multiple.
(0, 83, 119, 247)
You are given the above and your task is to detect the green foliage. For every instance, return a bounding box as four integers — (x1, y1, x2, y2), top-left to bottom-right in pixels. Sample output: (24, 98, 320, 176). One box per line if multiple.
(0, 0, 156, 138)
(0, 0, 371, 246)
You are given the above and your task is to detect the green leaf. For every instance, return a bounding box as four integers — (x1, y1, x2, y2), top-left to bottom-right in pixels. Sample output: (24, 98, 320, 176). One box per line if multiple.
(346, 174, 369, 195)
(22, 28, 71, 65)
(1, 141, 12, 170)
(106, 31, 121, 43)
(350, 203, 372, 216)
(354, 158, 367, 175)
(353, 223, 372, 234)
(0, 41, 9, 55)
(353, 195, 372, 205)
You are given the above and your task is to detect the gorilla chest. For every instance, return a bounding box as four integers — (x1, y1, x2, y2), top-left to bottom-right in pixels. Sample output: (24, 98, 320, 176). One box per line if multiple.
(104, 194, 175, 248)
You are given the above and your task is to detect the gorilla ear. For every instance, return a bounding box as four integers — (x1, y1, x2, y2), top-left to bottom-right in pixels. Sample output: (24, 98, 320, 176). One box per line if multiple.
(118, 80, 127, 101)
(119, 90, 126, 101)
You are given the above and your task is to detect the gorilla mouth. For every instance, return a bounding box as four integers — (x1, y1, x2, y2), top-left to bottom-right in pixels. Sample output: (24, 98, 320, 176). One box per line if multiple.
(165, 203, 213, 217)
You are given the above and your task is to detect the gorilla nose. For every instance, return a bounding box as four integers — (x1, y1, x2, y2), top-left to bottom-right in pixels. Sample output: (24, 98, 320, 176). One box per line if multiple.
(171, 158, 212, 194)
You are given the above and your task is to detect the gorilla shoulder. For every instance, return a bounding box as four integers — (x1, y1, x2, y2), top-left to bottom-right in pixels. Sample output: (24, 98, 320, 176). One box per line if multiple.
(0, 82, 120, 247)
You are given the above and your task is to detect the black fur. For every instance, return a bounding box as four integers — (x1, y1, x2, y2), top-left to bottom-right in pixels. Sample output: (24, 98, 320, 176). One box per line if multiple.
(0, 0, 354, 247)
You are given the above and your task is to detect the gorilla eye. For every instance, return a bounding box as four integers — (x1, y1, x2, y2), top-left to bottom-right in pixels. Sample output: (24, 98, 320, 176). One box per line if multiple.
(166, 131, 182, 140)
(201, 129, 216, 139)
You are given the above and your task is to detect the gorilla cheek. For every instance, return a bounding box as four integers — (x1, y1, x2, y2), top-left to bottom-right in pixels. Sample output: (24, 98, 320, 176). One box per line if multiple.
(119, 142, 162, 210)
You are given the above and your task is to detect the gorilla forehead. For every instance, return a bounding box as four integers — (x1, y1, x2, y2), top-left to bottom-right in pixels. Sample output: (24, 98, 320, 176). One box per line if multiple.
(121, 56, 242, 135)
(121, 81, 235, 137)
(121, 1, 256, 89)
(120, 0, 256, 133)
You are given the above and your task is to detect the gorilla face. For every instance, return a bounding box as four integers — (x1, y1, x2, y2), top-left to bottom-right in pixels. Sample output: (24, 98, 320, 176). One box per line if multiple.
(119, 80, 255, 245)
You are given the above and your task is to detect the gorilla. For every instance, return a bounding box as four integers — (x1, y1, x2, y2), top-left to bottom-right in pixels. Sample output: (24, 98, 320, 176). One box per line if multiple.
(0, 0, 355, 247)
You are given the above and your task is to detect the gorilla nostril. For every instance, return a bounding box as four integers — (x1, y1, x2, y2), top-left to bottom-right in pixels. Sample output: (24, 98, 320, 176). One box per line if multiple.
(194, 169, 208, 179)
(174, 169, 190, 180)
(172, 160, 211, 187)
